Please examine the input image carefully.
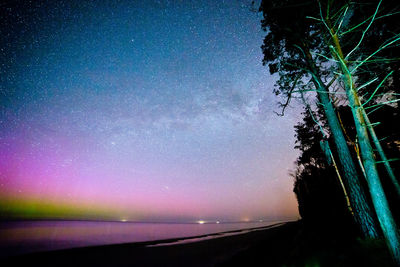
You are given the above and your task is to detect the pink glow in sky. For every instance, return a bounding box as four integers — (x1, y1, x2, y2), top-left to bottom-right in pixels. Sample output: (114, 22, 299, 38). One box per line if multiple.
(1, 0, 300, 223)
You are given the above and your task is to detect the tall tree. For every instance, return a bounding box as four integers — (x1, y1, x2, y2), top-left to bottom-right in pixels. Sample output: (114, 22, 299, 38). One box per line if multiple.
(259, 0, 379, 239)
(316, 0, 400, 262)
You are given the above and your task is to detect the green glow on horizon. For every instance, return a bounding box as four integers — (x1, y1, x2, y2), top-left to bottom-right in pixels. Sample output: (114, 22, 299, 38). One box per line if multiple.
(0, 197, 139, 221)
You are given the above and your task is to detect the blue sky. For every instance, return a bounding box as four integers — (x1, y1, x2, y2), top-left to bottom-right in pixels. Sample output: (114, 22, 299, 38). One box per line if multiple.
(1, 0, 300, 222)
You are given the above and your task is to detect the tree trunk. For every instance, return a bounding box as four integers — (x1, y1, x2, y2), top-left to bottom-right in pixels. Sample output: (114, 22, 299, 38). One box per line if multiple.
(361, 108, 400, 199)
(332, 35, 400, 264)
(320, 140, 353, 215)
(347, 83, 400, 264)
(302, 47, 379, 239)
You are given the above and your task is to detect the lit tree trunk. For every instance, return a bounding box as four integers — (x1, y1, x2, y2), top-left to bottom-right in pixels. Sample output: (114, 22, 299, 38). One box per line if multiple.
(302, 46, 379, 239)
(361, 108, 400, 199)
(346, 81, 400, 264)
(320, 140, 354, 215)
(331, 35, 400, 264)
(301, 94, 354, 215)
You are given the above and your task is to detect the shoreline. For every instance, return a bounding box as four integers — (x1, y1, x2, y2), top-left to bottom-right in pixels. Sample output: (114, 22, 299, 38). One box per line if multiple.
(0, 220, 287, 258)
(2, 220, 394, 266)
(0, 218, 286, 224)
(131, 221, 287, 247)
(2, 221, 300, 267)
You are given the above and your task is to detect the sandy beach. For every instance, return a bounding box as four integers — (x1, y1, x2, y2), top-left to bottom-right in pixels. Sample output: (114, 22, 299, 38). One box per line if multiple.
(2, 220, 395, 267)
(1, 222, 300, 267)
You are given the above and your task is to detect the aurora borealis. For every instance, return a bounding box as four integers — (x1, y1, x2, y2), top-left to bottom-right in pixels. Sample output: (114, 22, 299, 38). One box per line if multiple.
(1, 0, 300, 223)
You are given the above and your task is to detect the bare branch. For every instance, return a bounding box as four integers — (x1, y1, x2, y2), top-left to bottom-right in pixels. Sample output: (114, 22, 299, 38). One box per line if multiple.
(357, 77, 379, 92)
(274, 76, 300, 116)
(352, 33, 400, 73)
(362, 71, 393, 107)
(346, 0, 382, 59)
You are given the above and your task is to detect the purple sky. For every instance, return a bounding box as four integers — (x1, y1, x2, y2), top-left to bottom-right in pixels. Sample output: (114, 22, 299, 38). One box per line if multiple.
(0, 0, 300, 222)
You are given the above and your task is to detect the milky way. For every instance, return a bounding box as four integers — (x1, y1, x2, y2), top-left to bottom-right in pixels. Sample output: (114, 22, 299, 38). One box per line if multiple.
(0, 0, 300, 222)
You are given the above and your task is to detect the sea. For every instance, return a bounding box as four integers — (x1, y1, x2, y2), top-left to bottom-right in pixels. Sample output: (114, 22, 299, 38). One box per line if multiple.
(0, 220, 282, 258)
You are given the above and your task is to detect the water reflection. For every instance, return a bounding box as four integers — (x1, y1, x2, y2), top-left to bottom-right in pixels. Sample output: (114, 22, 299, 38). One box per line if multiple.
(0, 220, 280, 258)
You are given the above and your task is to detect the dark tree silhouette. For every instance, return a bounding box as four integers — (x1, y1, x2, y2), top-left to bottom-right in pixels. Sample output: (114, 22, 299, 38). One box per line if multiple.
(259, 0, 400, 262)
(293, 108, 353, 227)
(259, 0, 379, 239)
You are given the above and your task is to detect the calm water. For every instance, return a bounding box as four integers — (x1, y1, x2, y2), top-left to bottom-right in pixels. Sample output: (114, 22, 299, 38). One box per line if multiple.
(0, 220, 281, 258)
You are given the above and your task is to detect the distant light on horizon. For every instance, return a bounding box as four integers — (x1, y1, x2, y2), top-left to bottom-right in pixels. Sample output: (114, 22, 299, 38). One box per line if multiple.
(197, 220, 205, 224)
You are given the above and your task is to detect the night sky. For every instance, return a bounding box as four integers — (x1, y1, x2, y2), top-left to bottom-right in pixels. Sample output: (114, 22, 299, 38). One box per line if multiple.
(0, 0, 300, 223)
